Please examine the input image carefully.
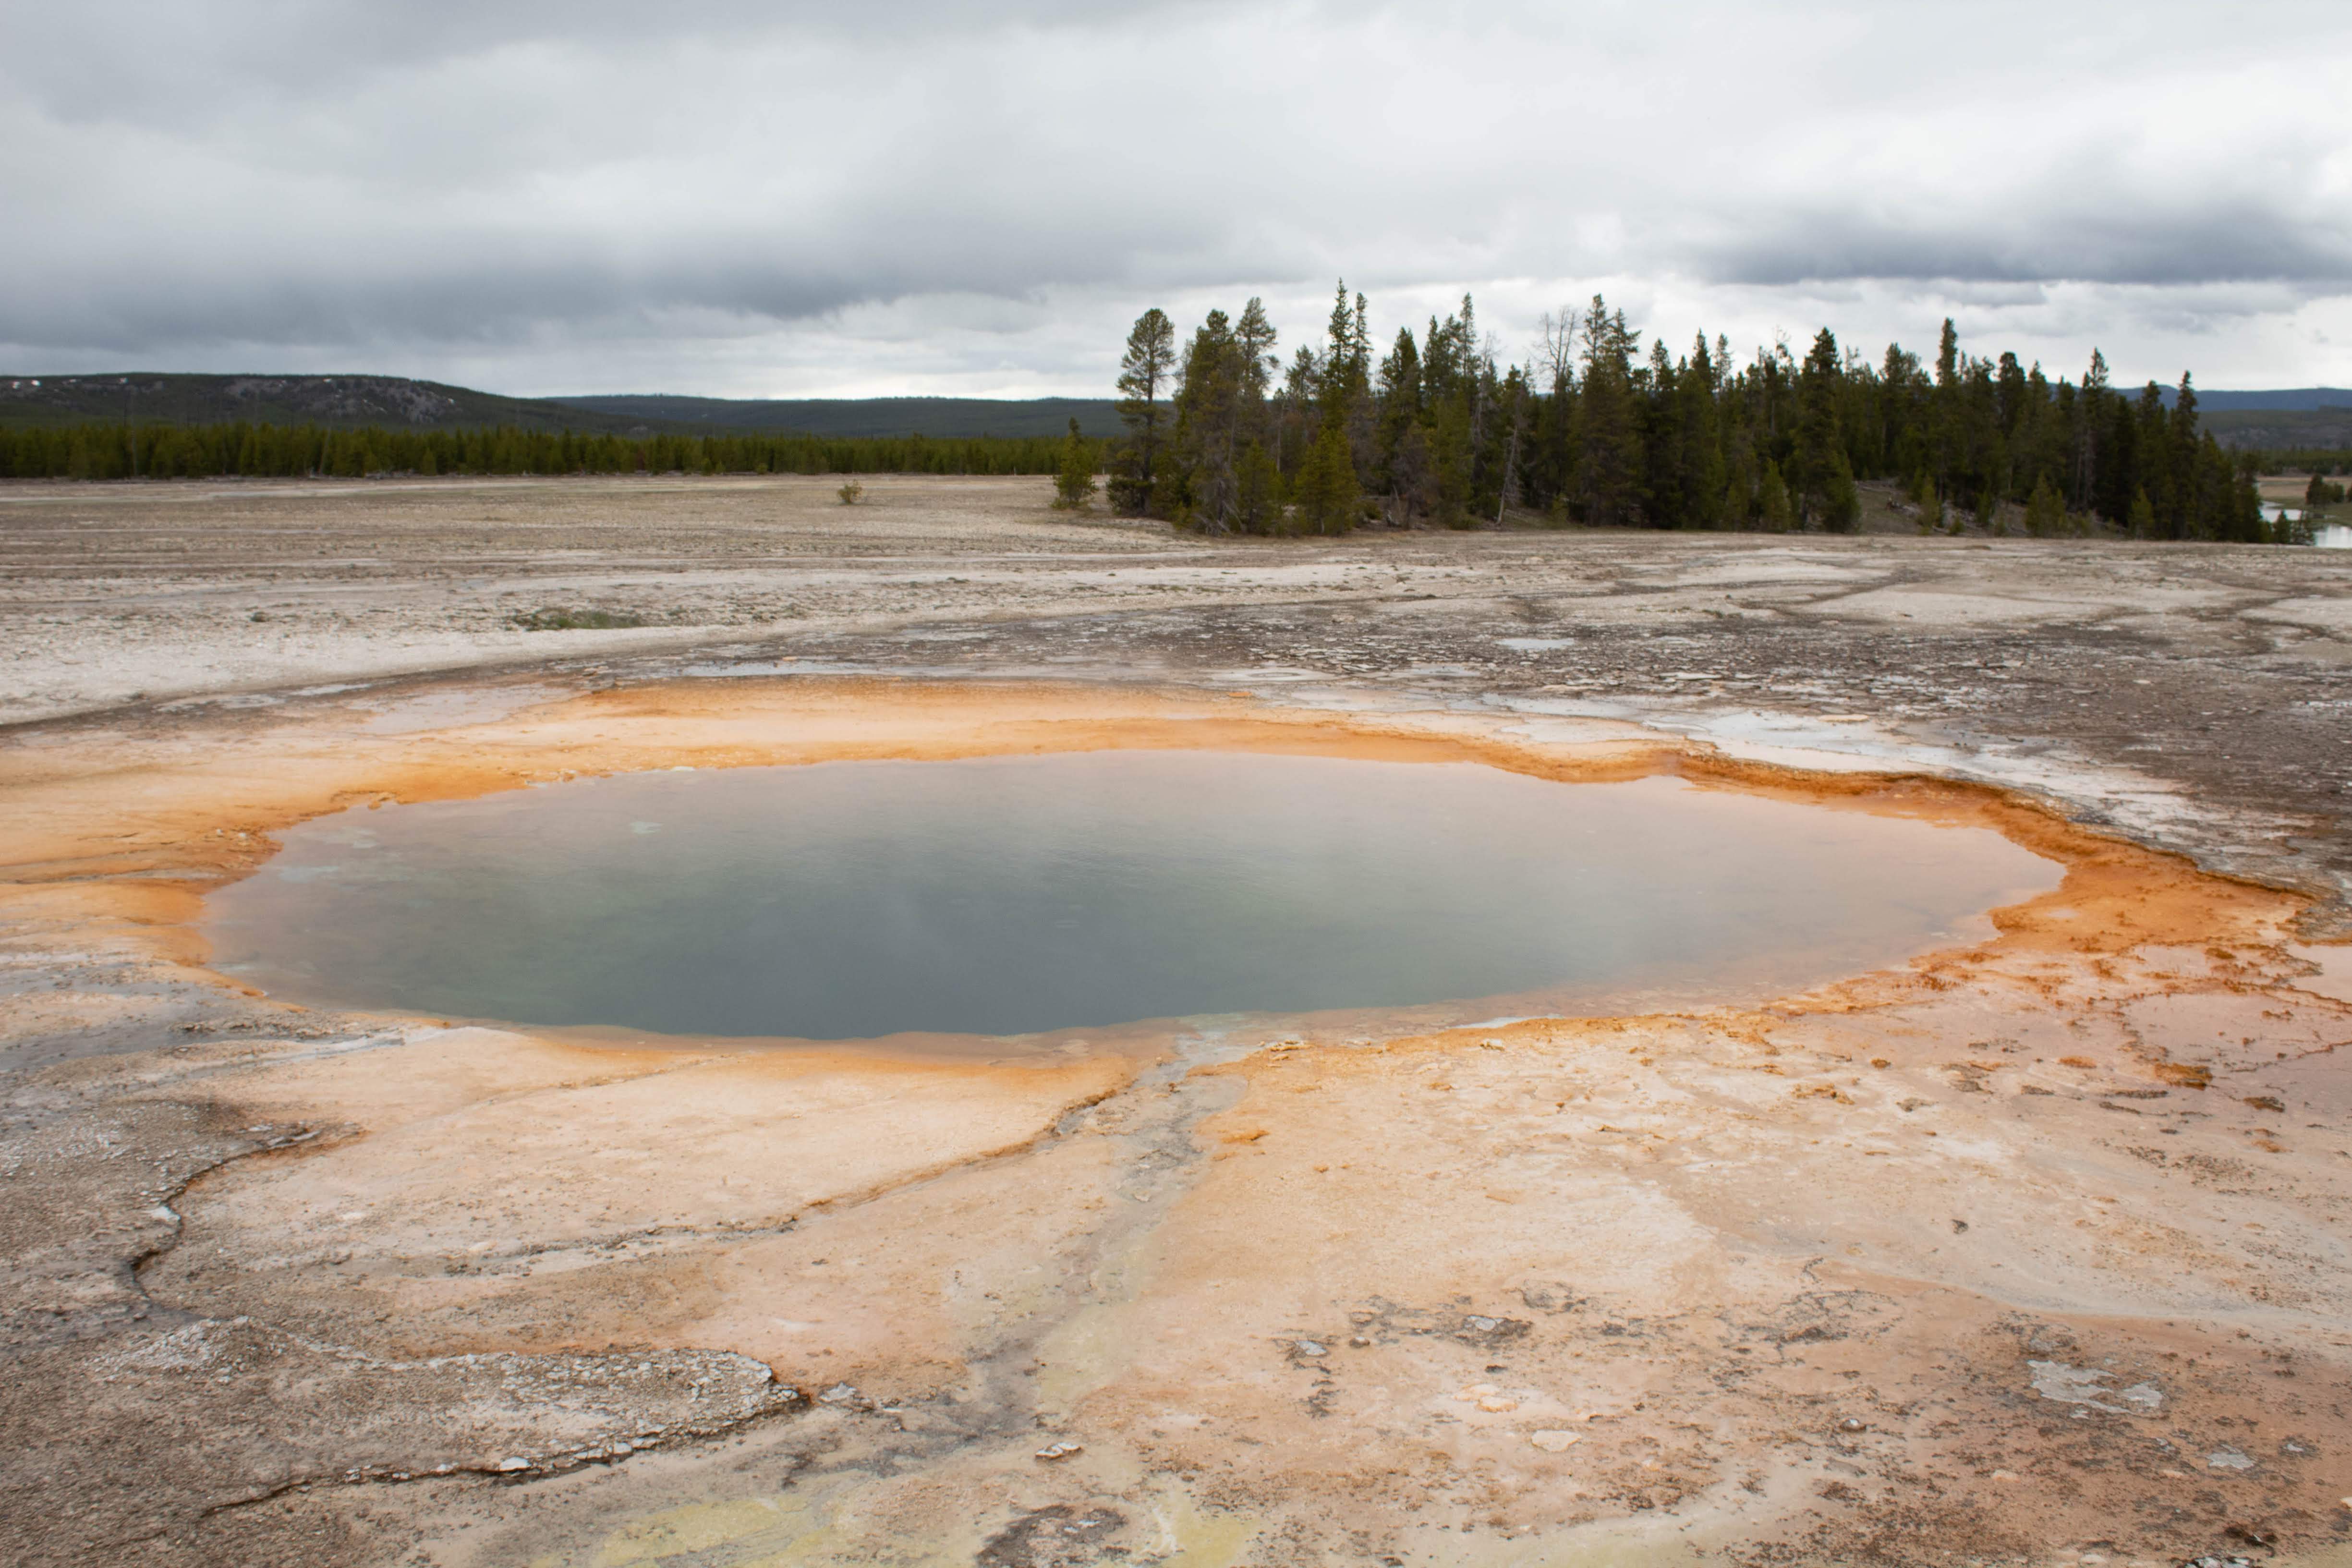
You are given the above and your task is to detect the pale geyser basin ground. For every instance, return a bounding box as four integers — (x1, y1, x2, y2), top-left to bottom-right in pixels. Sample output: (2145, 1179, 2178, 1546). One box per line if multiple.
(201, 753, 2062, 1045)
(6, 672, 2351, 1568)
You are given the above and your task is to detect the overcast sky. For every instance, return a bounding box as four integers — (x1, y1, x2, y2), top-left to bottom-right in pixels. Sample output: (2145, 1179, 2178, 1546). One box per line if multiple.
(5, 0, 2350, 396)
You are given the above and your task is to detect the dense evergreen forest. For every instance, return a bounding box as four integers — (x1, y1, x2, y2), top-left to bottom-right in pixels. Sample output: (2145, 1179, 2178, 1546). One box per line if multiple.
(0, 299, 2311, 540)
(0, 422, 1080, 481)
(1110, 286, 2274, 541)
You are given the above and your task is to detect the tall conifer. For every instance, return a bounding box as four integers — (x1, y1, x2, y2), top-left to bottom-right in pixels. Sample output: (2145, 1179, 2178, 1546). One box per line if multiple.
(1113, 308, 1176, 514)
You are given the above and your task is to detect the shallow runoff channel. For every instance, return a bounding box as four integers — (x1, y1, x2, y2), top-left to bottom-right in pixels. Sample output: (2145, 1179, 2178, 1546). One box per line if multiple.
(203, 750, 2063, 1047)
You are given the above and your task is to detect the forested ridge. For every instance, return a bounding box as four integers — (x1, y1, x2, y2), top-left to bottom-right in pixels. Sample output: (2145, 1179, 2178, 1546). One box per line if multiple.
(0, 372, 1126, 439)
(0, 422, 1082, 481)
(1109, 286, 2273, 541)
(0, 292, 2297, 540)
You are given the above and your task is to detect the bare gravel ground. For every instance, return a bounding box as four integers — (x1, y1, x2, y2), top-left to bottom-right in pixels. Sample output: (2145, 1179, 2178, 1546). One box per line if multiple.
(2, 475, 2351, 1568)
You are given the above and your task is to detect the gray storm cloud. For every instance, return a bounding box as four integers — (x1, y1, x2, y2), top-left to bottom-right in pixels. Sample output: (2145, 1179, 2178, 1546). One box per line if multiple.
(3, 0, 2348, 390)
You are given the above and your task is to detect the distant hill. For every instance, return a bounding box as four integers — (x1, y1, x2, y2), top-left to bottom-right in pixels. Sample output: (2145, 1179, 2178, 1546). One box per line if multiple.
(2160, 387, 2352, 412)
(546, 394, 1123, 439)
(2196, 407, 2352, 452)
(0, 374, 1124, 439)
(2150, 386, 2352, 448)
(0, 373, 671, 434)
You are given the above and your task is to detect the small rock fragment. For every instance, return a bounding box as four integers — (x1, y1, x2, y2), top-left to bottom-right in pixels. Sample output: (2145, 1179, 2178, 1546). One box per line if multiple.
(1454, 1382, 1518, 1412)
(495, 1457, 529, 1473)
(1528, 1430, 1580, 1453)
(1034, 1441, 1082, 1462)
(2027, 1359, 2153, 1413)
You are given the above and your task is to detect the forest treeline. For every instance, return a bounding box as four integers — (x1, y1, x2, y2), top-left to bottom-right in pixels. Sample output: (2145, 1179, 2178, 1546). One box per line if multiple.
(0, 421, 1086, 481)
(1109, 285, 2272, 541)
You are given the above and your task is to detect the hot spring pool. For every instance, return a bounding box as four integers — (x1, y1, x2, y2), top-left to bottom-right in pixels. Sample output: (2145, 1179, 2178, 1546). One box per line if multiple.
(203, 751, 2061, 1041)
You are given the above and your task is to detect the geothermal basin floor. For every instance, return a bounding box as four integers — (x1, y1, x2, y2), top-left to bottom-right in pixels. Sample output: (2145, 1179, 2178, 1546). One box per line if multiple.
(1, 474, 2349, 1567)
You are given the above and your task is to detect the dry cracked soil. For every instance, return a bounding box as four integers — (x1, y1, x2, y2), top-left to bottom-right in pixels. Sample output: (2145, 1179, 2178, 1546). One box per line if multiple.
(2, 473, 2350, 1568)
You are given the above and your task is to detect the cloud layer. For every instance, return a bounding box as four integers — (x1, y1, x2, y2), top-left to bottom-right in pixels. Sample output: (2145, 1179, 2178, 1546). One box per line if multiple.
(6, 0, 2349, 392)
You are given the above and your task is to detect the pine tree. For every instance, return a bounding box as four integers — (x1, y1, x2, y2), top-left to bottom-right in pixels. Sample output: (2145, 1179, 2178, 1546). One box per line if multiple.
(1929, 318, 1962, 500)
(1323, 281, 1369, 408)
(1491, 365, 1529, 524)
(2024, 474, 2063, 537)
(1721, 475, 1752, 531)
(1319, 281, 1375, 492)
(1791, 328, 1855, 530)
(2167, 373, 2203, 539)
(1052, 418, 1096, 510)
(1821, 452, 1861, 532)
(1640, 339, 1686, 529)
(1293, 414, 1359, 535)
(1995, 352, 2028, 436)
(1236, 298, 1278, 400)
(1169, 310, 1242, 529)
(1112, 307, 1176, 514)
(1431, 398, 1473, 527)
(2227, 454, 2264, 544)
(2073, 348, 2108, 509)
(1575, 296, 1643, 526)
(1677, 337, 1726, 529)
(1235, 441, 1280, 534)
(1274, 345, 1320, 478)
(1758, 462, 1793, 532)
(1391, 421, 1437, 524)
(1374, 327, 1424, 519)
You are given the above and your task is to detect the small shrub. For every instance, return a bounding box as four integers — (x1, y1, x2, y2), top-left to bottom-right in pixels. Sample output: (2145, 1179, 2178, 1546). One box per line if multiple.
(837, 480, 865, 506)
(1051, 418, 1098, 511)
(2024, 474, 2064, 537)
